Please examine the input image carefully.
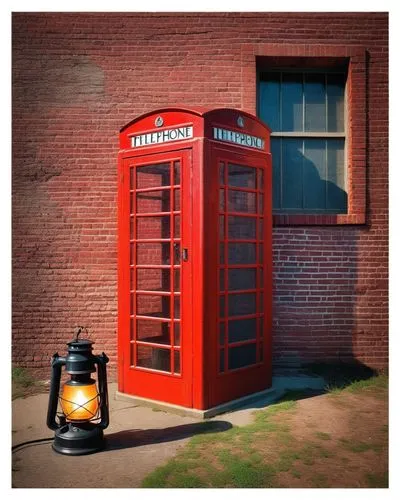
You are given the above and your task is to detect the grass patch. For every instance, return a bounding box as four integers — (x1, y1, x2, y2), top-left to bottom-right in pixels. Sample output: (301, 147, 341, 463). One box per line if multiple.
(141, 386, 387, 488)
(345, 374, 388, 393)
(365, 471, 388, 488)
(12, 366, 46, 400)
(314, 431, 331, 441)
(339, 438, 382, 453)
(216, 449, 275, 488)
(311, 473, 328, 488)
(326, 374, 388, 399)
(12, 367, 34, 388)
(142, 398, 298, 488)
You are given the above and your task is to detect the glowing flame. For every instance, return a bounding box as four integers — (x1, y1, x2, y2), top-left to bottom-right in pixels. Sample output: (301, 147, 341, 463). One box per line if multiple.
(60, 382, 99, 421)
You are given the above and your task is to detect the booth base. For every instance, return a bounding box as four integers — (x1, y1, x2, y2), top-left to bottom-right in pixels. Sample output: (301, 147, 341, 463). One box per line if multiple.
(115, 387, 283, 419)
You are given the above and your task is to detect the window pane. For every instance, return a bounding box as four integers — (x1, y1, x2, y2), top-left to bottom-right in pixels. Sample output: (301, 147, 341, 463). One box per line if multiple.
(219, 323, 225, 345)
(173, 161, 180, 185)
(174, 350, 180, 374)
(259, 219, 264, 240)
(219, 215, 225, 240)
(136, 242, 170, 265)
(173, 242, 180, 265)
(228, 190, 256, 213)
(327, 139, 347, 211)
(220, 269, 225, 291)
(174, 189, 180, 211)
(137, 216, 170, 239)
(259, 267, 264, 289)
(137, 163, 170, 189)
(137, 190, 170, 213)
(174, 322, 181, 346)
(258, 193, 264, 214)
(327, 74, 345, 132)
(304, 73, 326, 132)
(228, 343, 257, 370)
(220, 243, 225, 264)
(220, 349, 225, 372)
(228, 216, 256, 240)
(137, 294, 170, 319)
(219, 162, 225, 185)
(220, 295, 226, 317)
(258, 75, 280, 131)
(228, 318, 257, 343)
(282, 139, 303, 209)
(137, 345, 170, 372)
(174, 296, 180, 319)
(259, 243, 264, 264)
(260, 316, 265, 338)
(303, 139, 326, 209)
(174, 215, 180, 238)
(136, 319, 170, 345)
(219, 189, 225, 211)
(174, 269, 180, 292)
(282, 73, 303, 132)
(258, 169, 264, 191)
(137, 268, 170, 291)
(228, 243, 256, 264)
(271, 138, 282, 210)
(228, 164, 256, 188)
(228, 268, 257, 290)
(228, 293, 256, 316)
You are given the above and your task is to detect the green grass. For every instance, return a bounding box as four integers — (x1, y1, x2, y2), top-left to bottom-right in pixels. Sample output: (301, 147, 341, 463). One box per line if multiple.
(141, 380, 388, 488)
(339, 438, 382, 453)
(12, 367, 34, 388)
(326, 374, 388, 397)
(12, 366, 49, 400)
(142, 398, 297, 488)
(12, 367, 38, 400)
(314, 431, 331, 441)
(365, 471, 388, 488)
(345, 374, 388, 393)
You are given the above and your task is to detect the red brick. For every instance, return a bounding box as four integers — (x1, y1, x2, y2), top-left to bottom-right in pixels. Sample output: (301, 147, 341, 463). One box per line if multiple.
(12, 12, 388, 377)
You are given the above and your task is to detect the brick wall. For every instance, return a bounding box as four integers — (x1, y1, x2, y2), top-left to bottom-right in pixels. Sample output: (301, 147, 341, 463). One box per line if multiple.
(12, 12, 388, 379)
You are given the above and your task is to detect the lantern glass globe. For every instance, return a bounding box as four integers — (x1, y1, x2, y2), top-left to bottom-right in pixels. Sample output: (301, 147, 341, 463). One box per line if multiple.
(60, 380, 99, 421)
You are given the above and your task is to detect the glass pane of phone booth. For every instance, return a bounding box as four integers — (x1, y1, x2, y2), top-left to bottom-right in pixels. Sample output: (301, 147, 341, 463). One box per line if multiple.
(129, 160, 181, 374)
(218, 162, 265, 372)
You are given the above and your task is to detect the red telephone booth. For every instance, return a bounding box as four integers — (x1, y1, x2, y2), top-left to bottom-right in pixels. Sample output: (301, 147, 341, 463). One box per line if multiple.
(117, 107, 272, 412)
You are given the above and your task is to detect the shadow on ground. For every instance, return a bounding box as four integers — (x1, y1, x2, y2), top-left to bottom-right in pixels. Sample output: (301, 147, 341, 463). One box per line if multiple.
(304, 360, 380, 389)
(104, 420, 232, 451)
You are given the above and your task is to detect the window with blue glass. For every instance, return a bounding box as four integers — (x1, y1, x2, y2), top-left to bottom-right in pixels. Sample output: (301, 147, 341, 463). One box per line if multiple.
(258, 71, 347, 213)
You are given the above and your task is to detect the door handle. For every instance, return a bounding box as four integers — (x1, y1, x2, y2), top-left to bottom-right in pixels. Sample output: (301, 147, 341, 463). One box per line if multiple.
(182, 248, 188, 262)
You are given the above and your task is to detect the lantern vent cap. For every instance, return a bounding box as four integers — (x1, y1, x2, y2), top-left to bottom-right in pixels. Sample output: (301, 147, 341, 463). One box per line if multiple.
(67, 327, 94, 350)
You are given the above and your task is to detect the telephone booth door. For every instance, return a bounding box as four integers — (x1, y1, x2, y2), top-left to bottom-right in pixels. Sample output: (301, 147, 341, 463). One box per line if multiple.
(118, 148, 193, 407)
(205, 145, 272, 408)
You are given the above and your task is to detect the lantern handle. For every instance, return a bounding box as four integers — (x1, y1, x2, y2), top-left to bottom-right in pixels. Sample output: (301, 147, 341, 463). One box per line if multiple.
(74, 326, 88, 342)
(94, 353, 109, 430)
(46, 353, 66, 431)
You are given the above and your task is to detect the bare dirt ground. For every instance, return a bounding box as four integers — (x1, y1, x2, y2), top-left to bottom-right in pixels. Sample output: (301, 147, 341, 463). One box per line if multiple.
(270, 389, 388, 487)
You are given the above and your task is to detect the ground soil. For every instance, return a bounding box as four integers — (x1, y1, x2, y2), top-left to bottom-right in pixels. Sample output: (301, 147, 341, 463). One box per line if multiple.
(269, 390, 388, 487)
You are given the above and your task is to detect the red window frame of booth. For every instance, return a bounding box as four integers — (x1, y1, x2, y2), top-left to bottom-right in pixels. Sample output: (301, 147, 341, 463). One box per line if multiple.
(241, 44, 367, 226)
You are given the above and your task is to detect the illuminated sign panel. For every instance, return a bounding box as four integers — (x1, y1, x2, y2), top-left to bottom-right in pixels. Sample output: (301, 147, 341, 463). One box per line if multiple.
(213, 127, 265, 150)
(131, 126, 193, 148)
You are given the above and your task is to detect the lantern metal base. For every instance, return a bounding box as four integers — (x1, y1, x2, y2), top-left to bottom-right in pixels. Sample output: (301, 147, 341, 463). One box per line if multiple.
(52, 422, 105, 456)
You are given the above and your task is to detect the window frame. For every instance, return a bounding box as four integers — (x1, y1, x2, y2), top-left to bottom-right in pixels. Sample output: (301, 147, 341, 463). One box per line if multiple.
(257, 68, 348, 215)
(241, 44, 367, 225)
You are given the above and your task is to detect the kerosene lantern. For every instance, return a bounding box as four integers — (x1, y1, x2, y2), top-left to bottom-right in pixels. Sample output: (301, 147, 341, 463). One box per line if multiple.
(46, 327, 109, 455)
